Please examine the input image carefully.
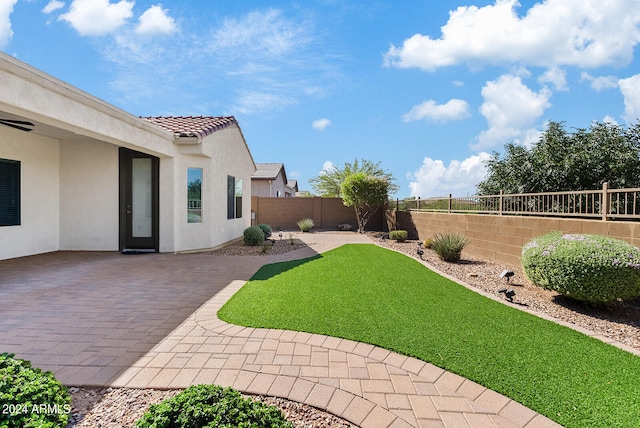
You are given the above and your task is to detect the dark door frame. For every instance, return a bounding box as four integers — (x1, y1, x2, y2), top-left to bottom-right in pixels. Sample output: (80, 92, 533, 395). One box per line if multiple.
(119, 147, 160, 252)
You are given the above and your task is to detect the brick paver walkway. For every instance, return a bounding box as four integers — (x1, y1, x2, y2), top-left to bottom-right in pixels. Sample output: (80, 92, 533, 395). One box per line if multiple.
(0, 233, 565, 427)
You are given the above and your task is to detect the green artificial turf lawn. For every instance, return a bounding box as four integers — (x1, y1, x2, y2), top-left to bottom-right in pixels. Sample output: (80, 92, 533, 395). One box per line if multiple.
(218, 244, 640, 427)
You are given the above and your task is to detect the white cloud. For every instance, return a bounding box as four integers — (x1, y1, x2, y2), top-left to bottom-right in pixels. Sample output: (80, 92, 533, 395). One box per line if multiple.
(59, 0, 134, 36)
(538, 66, 567, 91)
(319, 160, 336, 175)
(0, 0, 17, 49)
(402, 99, 471, 123)
(312, 118, 331, 131)
(135, 5, 177, 36)
(384, 0, 640, 71)
(231, 91, 296, 116)
(620, 74, 640, 123)
(209, 9, 309, 58)
(42, 1, 65, 15)
(581, 72, 619, 91)
(408, 152, 492, 198)
(473, 73, 551, 150)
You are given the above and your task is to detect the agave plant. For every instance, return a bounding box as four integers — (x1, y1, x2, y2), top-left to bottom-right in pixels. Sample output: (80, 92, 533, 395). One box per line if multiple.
(430, 233, 469, 263)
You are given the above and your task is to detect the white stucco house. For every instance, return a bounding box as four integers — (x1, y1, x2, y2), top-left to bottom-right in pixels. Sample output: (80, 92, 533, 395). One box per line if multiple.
(251, 163, 296, 197)
(0, 52, 255, 260)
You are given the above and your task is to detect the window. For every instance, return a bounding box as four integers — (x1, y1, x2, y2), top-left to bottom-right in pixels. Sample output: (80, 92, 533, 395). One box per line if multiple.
(187, 168, 202, 223)
(227, 175, 242, 219)
(0, 158, 20, 226)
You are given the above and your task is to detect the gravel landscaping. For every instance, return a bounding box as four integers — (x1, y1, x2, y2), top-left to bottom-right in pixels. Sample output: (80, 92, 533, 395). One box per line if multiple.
(66, 231, 639, 427)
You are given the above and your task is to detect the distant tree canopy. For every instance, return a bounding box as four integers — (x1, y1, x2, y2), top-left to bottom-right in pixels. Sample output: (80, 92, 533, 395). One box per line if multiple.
(477, 121, 640, 195)
(309, 158, 398, 197)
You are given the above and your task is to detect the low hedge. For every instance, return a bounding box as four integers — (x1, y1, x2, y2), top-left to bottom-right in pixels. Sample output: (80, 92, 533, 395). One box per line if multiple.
(243, 226, 265, 246)
(257, 224, 272, 239)
(136, 384, 292, 428)
(389, 230, 408, 242)
(522, 232, 640, 304)
(0, 353, 71, 428)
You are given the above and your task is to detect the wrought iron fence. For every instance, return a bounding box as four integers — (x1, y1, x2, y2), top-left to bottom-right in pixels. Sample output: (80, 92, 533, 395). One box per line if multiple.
(389, 183, 640, 221)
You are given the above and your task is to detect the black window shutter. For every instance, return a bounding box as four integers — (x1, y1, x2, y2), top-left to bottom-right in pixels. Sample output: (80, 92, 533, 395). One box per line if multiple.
(0, 159, 20, 226)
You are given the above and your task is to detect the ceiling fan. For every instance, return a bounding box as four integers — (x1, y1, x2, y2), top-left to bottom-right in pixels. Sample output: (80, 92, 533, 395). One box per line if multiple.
(0, 118, 35, 132)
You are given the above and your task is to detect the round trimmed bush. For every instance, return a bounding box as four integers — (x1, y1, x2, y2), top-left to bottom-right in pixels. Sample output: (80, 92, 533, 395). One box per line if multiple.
(257, 223, 272, 239)
(135, 384, 293, 428)
(243, 226, 265, 246)
(0, 353, 71, 428)
(389, 230, 408, 242)
(522, 232, 640, 304)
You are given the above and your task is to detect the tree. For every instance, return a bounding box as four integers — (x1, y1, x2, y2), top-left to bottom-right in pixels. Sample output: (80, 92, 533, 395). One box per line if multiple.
(340, 172, 390, 233)
(477, 120, 640, 195)
(310, 158, 398, 197)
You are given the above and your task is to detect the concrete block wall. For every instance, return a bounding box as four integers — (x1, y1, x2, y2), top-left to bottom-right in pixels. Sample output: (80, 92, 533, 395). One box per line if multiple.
(252, 197, 383, 231)
(390, 211, 640, 268)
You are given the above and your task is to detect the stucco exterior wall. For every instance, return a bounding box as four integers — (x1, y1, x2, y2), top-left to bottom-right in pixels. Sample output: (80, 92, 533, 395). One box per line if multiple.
(0, 53, 255, 259)
(59, 140, 119, 251)
(0, 127, 60, 259)
(173, 123, 254, 252)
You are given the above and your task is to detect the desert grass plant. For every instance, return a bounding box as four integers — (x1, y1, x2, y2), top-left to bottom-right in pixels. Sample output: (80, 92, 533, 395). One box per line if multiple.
(243, 226, 265, 246)
(522, 232, 640, 304)
(136, 384, 292, 428)
(297, 218, 314, 232)
(0, 353, 71, 428)
(219, 244, 640, 427)
(430, 233, 469, 262)
(389, 230, 408, 242)
(260, 240, 273, 254)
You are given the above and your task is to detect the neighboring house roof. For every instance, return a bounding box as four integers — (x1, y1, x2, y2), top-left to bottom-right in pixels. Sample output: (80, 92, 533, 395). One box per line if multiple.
(140, 116, 238, 139)
(287, 180, 298, 192)
(252, 163, 286, 181)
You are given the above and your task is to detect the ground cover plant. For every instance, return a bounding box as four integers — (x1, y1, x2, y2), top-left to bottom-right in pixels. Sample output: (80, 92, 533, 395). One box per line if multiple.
(218, 244, 640, 427)
(0, 353, 71, 428)
(135, 384, 292, 428)
(522, 232, 640, 304)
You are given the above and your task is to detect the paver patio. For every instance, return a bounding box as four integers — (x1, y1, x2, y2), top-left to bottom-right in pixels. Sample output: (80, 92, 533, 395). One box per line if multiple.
(0, 233, 562, 427)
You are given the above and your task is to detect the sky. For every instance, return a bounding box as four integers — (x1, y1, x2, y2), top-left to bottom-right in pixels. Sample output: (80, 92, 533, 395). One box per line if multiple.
(2, 0, 640, 198)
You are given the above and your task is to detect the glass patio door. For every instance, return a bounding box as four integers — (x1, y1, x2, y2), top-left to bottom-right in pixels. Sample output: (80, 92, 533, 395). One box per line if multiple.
(119, 148, 159, 252)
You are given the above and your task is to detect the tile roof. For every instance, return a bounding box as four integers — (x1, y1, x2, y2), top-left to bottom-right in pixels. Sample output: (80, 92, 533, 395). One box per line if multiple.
(252, 163, 284, 180)
(140, 116, 237, 139)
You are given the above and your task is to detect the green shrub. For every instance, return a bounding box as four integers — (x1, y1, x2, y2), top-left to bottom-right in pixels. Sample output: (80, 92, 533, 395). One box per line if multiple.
(297, 218, 314, 232)
(522, 232, 640, 304)
(135, 384, 293, 428)
(243, 226, 265, 246)
(389, 230, 408, 242)
(430, 233, 469, 263)
(0, 353, 71, 428)
(257, 224, 272, 239)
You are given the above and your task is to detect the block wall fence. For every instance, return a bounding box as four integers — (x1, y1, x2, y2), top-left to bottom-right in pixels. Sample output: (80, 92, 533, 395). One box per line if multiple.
(387, 210, 640, 268)
(251, 196, 384, 231)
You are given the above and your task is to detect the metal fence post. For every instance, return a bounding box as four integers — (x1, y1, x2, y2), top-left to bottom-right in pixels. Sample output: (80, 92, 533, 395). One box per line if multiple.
(602, 182, 609, 221)
(417, 196, 420, 211)
(499, 190, 503, 216)
(448, 194, 452, 213)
